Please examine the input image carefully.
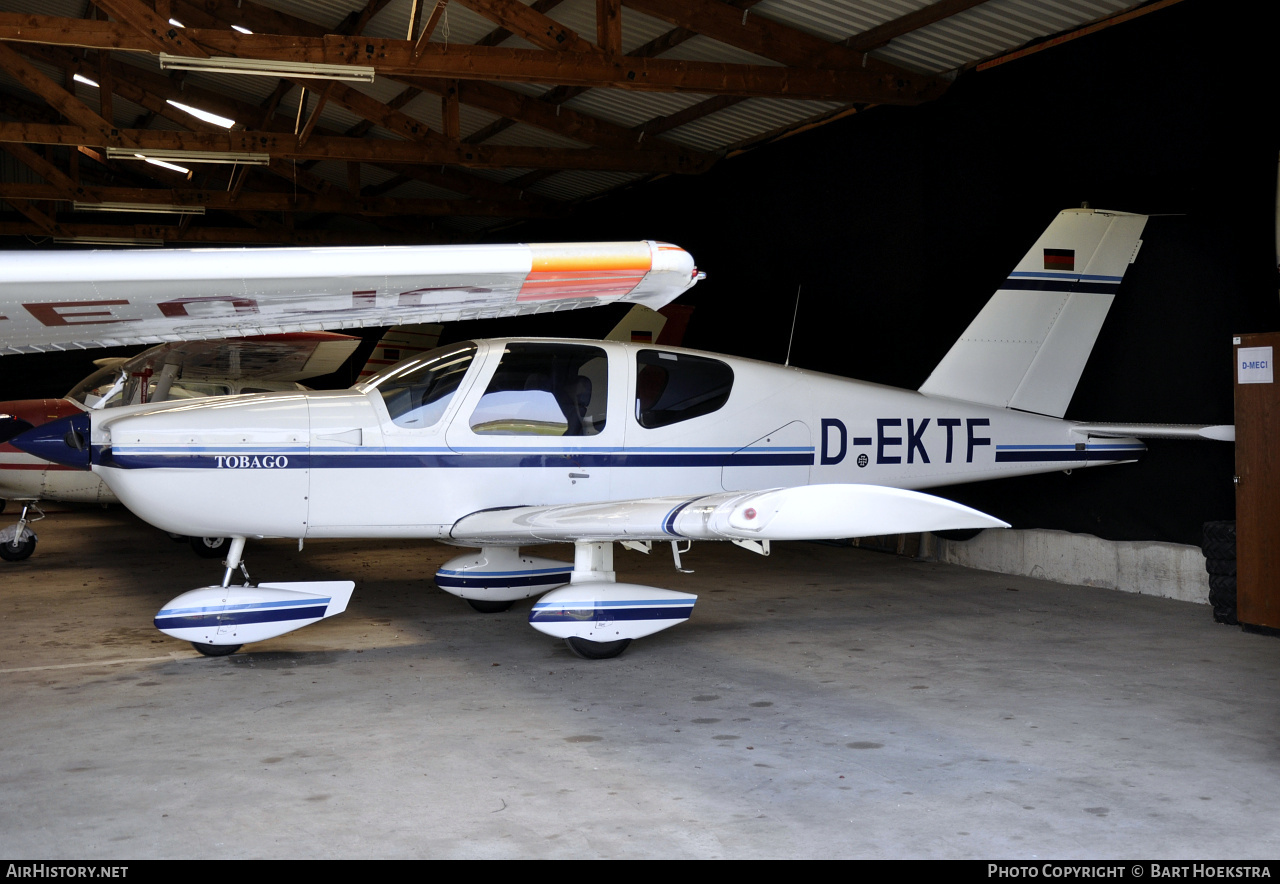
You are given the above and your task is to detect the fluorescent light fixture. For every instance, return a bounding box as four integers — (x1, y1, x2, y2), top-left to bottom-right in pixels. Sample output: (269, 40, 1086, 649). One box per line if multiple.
(53, 236, 165, 247)
(158, 52, 376, 83)
(167, 99, 235, 129)
(73, 201, 206, 216)
(139, 155, 191, 174)
(105, 147, 270, 166)
(73, 73, 99, 88)
(231, 25, 253, 34)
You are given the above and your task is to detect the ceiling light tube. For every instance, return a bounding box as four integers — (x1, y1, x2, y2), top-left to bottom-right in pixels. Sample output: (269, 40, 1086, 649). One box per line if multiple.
(105, 147, 271, 166)
(167, 100, 236, 129)
(73, 201, 206, 216)
(53, 236, 165, 247)
(158, 53, 376, 83)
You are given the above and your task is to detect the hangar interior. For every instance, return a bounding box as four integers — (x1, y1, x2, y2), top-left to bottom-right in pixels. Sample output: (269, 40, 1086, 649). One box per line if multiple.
(1, 0, 1279, 860)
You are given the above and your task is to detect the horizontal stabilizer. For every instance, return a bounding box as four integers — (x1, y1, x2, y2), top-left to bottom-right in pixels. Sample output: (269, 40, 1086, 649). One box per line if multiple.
(1072, 423, 1235, 442)
(451, 484, 1008, 545)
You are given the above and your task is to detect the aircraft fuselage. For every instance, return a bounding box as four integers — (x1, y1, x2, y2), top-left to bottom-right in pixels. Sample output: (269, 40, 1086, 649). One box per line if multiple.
(80, 338, 1141, 541)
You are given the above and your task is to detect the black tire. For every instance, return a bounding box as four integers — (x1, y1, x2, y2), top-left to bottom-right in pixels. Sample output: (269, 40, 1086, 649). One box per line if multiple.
(0, 534, 36, 562)
(1208, 573, 1238, 625)
(0, 499, 6, 514)
(565, 636, 631, 660)
(466, 598, 514, 614)
(189, 535, 229, 559)
(1202, 520, 1236, 543)
(1201, 521, 1238, 624)
(1205, 556, 1237, 577)
(191, 642, 241, 657)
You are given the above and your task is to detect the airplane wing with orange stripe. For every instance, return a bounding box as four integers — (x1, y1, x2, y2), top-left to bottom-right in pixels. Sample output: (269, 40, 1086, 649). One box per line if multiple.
(0, 241, 701, 355)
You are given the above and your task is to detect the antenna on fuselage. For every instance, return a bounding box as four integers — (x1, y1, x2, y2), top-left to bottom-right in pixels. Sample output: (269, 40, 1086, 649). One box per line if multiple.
(784, 285, 801, 367)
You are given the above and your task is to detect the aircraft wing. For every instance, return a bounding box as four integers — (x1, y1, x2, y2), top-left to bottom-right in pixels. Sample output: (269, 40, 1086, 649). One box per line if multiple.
(114, 333, 361, 384)
(0, 241, 699, 355)
(450, 484, 1009, 546)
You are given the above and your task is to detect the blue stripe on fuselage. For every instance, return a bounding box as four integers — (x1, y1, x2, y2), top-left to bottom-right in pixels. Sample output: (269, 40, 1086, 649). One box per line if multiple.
(100, 449, 816, 470)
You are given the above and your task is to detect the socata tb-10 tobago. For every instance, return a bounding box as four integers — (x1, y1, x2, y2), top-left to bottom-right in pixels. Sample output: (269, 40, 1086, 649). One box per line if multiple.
(11, 210, 1230, 659)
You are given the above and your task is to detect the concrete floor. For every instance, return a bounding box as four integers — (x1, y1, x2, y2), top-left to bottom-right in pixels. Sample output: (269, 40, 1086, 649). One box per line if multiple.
(2, 507, 1278, 859)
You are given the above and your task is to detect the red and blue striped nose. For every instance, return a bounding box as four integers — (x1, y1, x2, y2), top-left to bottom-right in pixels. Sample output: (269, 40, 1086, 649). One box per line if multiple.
(10, 413, 92, 469)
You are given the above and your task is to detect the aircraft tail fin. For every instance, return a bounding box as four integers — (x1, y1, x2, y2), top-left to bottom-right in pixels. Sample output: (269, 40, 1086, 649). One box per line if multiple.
(918, 208, 1148, 417)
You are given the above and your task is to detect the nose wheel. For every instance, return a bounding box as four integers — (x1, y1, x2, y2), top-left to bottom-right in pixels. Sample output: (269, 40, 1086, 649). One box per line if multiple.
(0, 532, 36, 561)
(192, 641, 242, 657)
(0, 502, 42, 562)
(565, 637, 632, 659)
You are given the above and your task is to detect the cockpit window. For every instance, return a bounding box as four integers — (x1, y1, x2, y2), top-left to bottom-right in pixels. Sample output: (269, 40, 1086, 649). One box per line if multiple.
(635, 349, 733, 429)
(66, 365, 127, 408)
(363, 342, 478, 429)
(469, 343, 608, 437)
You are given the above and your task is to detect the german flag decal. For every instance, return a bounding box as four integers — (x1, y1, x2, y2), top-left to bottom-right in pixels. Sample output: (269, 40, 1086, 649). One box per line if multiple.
(518, 243, 652, 302)
(1043, 248, 1075, 271)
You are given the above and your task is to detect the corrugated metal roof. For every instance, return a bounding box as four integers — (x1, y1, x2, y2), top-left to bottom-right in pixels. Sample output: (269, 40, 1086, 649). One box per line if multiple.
(0, 0, 1157, 242)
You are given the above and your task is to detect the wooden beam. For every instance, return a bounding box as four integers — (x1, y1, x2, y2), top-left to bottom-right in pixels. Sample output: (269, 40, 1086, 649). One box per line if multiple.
(0, 16, 947, 103)
(847, 0, 990, 52)
(440, 79, 460, 140)
(296, 82, 332, 148)
(449, 0, 594, 54)
(0, 219, 453, 245)
(0, 42, 120, 137)
(0, 182, 558, 217)
(91, 0, 209, 57)
(619, 0, 907, 73)
(0, 123, 716, 173)
(596, 0, 620, 55)
(3, 198, 61, 236)
(3, 143, 84, 197)
(415, 2, 448, 55)
(474, 0, 565, 47)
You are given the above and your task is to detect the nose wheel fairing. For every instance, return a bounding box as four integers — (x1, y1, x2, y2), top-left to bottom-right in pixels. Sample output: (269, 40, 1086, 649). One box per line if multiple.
(155, 581, 356, 648)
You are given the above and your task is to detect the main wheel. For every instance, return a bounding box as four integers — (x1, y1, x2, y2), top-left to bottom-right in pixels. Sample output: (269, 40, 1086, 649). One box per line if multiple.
(0, 534, 36, 562)
(191, 642, 241, 657)
(189, 535, 229, 559)
(565, 636, 631, 660)
(466, 598, 514, 613)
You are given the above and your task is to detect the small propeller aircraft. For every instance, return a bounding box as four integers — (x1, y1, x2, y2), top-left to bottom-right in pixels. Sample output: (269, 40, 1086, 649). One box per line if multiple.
(0, 332, 362, 561)
(8, 213, 1231, 659)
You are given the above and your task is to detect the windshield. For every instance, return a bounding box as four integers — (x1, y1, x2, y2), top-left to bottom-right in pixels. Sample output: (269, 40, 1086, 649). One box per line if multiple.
(66, 366, 127, 408)
(361, 342, 478, 429)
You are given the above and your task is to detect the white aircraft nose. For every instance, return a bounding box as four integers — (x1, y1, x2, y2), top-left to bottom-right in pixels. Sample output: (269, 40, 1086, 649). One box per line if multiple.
(95, 394, 312, 539)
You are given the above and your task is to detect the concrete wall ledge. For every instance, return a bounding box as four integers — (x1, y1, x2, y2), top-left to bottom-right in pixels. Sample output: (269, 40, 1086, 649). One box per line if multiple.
(928, 528, 1210, 605)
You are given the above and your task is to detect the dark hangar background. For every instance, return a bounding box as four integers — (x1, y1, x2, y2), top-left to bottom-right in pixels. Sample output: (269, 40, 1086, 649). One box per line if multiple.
(5, 0, 1276, 546)
(488, 0, 1280, 547)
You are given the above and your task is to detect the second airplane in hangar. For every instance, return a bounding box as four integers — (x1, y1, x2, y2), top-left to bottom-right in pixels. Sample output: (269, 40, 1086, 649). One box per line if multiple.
(13, 210, 1231, 659)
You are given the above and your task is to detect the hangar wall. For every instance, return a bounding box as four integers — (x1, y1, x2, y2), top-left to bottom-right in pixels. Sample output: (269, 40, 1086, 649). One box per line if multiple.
(495, 0, 1280, 548)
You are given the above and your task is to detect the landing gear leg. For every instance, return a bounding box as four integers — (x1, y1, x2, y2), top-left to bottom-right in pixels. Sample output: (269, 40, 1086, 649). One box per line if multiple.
(0, 502, 43, 562)
(189, 536, 249, 656)
(221, 536, 249, 588)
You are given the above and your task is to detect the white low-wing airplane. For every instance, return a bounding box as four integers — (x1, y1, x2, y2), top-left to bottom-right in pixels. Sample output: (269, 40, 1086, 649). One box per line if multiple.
(8, 211, 1231, 659)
